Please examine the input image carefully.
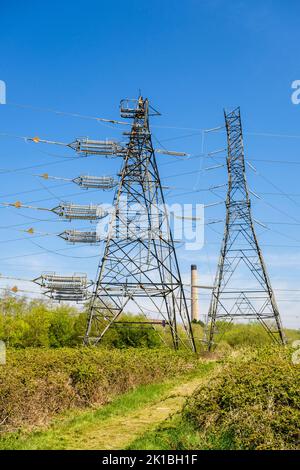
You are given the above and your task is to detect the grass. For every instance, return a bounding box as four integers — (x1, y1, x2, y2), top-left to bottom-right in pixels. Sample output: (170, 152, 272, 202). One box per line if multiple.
(127, 408, 238, 450)
(129, 346, 300, 450)
(0, 361, 215, 450)
(126, 414, 200, 450)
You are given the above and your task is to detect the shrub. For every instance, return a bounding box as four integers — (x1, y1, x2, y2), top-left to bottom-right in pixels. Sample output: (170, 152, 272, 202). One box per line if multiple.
(21, 306, 52, 348)
(220, 323, 272, 348)
(183, 346, 300, 449)
(102, 314, 163, 349)
(0, 347, 200, 431)
(48, 306, 77, 347)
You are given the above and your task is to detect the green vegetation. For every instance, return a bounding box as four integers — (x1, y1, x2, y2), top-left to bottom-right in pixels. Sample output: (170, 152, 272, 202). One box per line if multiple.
(201, 321, 300, 349)
(0, 347, 201, 432)
(128, 346, 300, 450)
(0, 295, 165, 349)
(0, 295, 81, 348)
(218, 322, 273, 347)
(126, 414, 198, 450)
(0, 295, 299, 350)
(1, 294, 300, 450)
(0, 362, 214, 450)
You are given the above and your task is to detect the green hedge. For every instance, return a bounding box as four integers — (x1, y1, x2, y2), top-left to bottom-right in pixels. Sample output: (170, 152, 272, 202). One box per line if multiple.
(0, 347, 199, 431)
(183, 346, 300, 449)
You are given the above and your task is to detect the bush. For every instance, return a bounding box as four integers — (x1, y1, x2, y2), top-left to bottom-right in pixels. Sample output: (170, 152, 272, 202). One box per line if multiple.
(48, 306, 77, 347)
(212, 322, 300, 349)
(101, 314, 163, 349)
(220, 323, 272, 348)
(21, 306, 51, 348)
(183, 346, 300, 449)
(0, 347, 200, 431)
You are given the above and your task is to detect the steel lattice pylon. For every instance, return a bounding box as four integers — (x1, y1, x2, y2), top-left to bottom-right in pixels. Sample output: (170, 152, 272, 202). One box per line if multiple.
(205, 107, 285, 350)
(84, 97, 196, 352)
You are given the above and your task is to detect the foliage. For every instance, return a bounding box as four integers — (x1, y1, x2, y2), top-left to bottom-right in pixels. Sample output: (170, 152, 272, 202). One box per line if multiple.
(0, 296, 79, 348)
(127, 347, 300, 450)
(0, 347, 200, 431)
(211, 321, 300, 350)
(101, 314, 163, 349)
(219, 322, 272, 348)
(0, 363, 213, 450)
(182, 346, 300, 450)
(0, 295, 299, 351)
(48, 307, 78, 348)
(0, 296, 166, 349)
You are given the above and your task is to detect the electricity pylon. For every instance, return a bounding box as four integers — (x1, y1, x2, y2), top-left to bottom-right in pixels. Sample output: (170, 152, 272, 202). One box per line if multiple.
(84, 97, 196, 352)
(205, 107, 285, 350)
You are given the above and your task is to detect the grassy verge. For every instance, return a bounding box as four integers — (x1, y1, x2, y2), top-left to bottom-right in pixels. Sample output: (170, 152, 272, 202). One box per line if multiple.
(127, 414, 202, 450)
(127, 413, 241, 450)
(129, 346, 300, 450)
(0, 362, 215, 450)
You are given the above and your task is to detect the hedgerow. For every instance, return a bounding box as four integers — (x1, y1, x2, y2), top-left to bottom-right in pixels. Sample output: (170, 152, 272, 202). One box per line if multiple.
(0, 347, 200, 431)
(182, 346, 300, 449)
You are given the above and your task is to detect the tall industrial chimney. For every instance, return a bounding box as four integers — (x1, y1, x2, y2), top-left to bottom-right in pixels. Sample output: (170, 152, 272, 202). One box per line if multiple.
(191, 264, 199, 321)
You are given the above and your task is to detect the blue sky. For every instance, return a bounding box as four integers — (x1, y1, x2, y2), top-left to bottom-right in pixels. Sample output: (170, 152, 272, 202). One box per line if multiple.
(1, 0, 300, 327)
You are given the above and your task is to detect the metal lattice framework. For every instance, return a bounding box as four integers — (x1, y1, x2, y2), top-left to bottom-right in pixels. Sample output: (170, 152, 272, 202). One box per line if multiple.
(84, 96, 196, 352)
(205, 107, 285, 350)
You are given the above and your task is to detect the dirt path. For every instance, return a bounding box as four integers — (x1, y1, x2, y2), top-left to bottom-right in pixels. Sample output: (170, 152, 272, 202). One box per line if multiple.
(67, 375, 203, 450)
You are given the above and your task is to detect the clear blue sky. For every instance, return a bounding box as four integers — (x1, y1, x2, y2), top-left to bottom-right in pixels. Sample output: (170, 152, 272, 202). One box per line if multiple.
(0, 0, 300, 327)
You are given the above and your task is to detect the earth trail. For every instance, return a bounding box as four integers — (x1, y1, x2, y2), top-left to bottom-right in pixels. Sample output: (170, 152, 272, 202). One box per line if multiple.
(67, 375, 204, 450)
